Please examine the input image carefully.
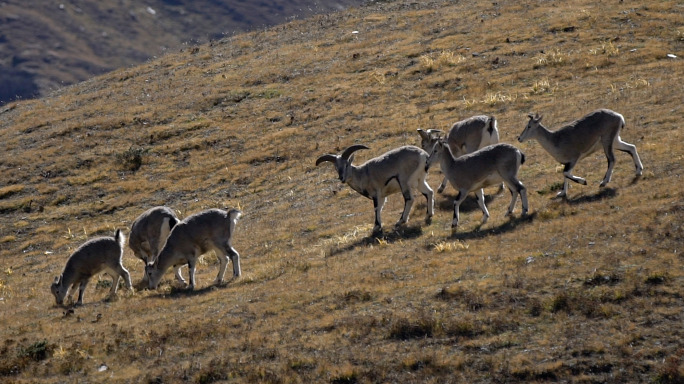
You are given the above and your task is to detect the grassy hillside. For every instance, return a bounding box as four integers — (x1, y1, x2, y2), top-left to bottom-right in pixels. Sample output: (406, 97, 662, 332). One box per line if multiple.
(0, 0, 682, 382)
(0, 0, 367, 103)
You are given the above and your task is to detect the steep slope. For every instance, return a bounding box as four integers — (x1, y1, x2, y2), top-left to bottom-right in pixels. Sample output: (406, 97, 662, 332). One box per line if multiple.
(0, 0, 682, 382)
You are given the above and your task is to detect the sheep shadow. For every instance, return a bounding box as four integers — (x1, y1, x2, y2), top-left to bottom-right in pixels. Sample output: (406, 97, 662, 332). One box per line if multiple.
(564, 187, 617, 205)
(325, 224, 425, 258)
(448, 212, 537, 241)
(144, 280, 237, 299)
(435, 192, 500, 213)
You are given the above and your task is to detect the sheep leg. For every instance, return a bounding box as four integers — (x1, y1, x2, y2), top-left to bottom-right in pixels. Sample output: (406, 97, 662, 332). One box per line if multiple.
(187, 257, 197, 289)
(437, 176, 449, 194)
(504, 179, 528, 216)
(418, 178, 434, 222)
(229, 247, 241, 278)
(397, 184, 414, 227)
(118, 265, 133, 290)
(213, 247, 229, 284)
(614, 135, 643, 176)
(560, 161, 584, 197)
(372, 196, 386, 233)
(174, 267, 186, 284)
(110, 275, 121, 295)
(451, 190, 469, 228)
(76, 280, 89, 306)
(475, 189, 490, 224)
(599, 139, 616, 187)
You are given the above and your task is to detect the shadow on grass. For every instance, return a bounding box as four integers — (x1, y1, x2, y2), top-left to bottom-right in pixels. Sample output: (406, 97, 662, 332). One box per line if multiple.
(144, 279, 238, 299)
(565, 187, 617, 205)
(448, 212, 537, 241)
(326, 223, 425, 258)
(435, 193, 500, 213)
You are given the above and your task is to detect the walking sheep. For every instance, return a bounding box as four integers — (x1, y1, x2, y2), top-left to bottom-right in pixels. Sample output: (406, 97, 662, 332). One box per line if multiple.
(51, 229, 133, 306)
(427, 140, 528, 229)
(129, 206, 182, 283)
(145, 208, 242, 290)
(315, 144, 434, 233)
(518, 109, 643, 198)
(418, 115, 500, 193)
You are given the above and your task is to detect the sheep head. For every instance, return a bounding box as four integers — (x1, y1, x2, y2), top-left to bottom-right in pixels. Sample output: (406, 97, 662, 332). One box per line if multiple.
(316, 144, 369, 183)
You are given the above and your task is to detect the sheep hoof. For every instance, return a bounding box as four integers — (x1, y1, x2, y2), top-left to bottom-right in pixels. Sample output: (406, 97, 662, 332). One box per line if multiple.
(425, 216, 432, 225)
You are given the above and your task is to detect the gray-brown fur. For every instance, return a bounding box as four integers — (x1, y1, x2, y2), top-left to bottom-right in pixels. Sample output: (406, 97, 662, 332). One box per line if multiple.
(51, 229, 132, 306)
(316, 145, 434, 233)
(428, 141, 528, 229)
(129, 206, 182, 283)
(418, 115, 500, 193)
(518, 109, 643, 198)
(145, 208, 242, 290)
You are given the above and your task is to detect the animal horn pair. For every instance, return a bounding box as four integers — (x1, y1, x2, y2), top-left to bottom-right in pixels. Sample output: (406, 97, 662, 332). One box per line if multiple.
(315, 144, 369, 166)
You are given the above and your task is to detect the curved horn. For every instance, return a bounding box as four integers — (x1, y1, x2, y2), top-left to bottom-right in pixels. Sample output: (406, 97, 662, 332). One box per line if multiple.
(426, 129, 444, 135)
(315, 154, 338, 166)
(527, 113, 535, 120)
(341, 144, 369, 160)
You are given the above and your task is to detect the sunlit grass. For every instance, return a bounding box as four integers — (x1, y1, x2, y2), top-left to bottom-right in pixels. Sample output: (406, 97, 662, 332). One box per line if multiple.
(0, 0, 682, 382)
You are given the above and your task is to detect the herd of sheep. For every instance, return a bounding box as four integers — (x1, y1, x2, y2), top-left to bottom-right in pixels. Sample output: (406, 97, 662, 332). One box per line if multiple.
(50, 108, 643, 306)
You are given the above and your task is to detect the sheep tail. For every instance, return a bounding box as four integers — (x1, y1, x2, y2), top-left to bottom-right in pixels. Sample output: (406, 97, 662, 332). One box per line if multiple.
(114, 229, 126, 249)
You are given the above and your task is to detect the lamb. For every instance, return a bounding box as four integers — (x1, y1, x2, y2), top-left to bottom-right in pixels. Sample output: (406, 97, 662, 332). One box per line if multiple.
(417, 115, 499, 193)
(427, 140, 528, 229)
(518, 109, 643, 198)
(145, 208, 242, 290)
(51, 229, 133, 306)
(315, 144, 434, 233)
(129, 206, 183, 284)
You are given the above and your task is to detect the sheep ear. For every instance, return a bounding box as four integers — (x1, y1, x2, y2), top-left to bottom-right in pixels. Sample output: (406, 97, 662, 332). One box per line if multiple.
(315, 154, 337, 166)
(53, 276, 61, 285)
(536, 114, 543, 122)
(527, 113, 535, 120)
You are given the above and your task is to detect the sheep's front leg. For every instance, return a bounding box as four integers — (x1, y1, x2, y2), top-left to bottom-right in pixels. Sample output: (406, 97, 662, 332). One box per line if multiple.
(437, 176, 449, 194)
(559, 162, 584, 198)
(76, 280, 89, 306)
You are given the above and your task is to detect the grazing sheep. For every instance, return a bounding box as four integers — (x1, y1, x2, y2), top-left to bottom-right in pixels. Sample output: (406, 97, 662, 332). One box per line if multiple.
(427, 141, 528, 229)
(145, 208, 242, 290)
(418, 115, 500, 193)
(51, 229, 133, 306)
(129, 206, 183, 283)
(518, 109, 643, 198)
(316, 144, 434, 233)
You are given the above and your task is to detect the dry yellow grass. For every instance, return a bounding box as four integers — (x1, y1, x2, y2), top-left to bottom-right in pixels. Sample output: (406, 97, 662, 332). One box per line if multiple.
(0, 0, 682, 382)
